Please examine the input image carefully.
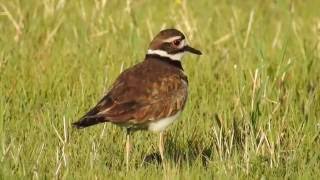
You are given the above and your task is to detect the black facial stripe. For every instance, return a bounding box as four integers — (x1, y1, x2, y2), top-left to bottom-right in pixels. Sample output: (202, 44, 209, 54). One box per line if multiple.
(160, 42, 173, 53)
(168, 47, 185, 54)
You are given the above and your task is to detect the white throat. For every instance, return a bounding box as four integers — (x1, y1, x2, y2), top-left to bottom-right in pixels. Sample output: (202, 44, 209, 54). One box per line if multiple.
(147, 49, 185, 61)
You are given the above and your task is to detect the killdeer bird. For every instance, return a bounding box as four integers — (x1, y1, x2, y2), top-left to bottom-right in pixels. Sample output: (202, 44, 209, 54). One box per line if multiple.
(73, 28, 202, 169)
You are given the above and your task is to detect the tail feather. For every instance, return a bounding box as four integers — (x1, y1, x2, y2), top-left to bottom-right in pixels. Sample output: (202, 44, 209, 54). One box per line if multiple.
(72, 116, 106, 129)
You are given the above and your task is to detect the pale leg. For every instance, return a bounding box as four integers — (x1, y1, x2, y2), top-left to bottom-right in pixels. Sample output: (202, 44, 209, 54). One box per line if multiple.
(159, 131, 164, 162)
(125, 129, 131, 171)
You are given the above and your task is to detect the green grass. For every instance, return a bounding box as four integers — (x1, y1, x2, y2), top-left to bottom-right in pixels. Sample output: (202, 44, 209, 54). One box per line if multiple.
(1, 0, 320, 179)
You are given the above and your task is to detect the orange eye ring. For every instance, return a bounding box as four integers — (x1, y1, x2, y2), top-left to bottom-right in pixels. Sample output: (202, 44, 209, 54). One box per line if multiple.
(172, 39, 181, 46)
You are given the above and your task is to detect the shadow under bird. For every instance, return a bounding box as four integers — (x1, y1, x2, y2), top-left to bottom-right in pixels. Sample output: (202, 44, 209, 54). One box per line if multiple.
(73, 28, 202, 169)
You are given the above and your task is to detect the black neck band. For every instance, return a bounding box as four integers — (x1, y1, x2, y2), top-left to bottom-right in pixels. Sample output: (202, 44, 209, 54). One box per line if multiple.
(145, 54, 184, 70)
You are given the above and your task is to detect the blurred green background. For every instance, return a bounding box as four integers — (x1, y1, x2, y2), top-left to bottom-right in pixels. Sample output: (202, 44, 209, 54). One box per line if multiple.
(0, 0, 320, 179)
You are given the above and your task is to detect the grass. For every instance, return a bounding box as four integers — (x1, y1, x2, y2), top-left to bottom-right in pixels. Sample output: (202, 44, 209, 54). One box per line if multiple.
(0, 0, 320, 179)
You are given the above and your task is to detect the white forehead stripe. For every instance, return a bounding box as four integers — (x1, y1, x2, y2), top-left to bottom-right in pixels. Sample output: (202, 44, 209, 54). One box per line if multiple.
(178, 39, 186, 48)
(162, 36, 182, 42)
(147, 49, 184, 61)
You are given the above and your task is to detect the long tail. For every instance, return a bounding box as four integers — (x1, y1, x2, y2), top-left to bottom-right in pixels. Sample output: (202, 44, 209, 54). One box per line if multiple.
(72, 115, 106, 129)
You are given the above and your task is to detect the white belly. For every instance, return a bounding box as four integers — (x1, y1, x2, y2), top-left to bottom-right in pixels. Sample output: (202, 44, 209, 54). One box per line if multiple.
(148, 111, 181, 132)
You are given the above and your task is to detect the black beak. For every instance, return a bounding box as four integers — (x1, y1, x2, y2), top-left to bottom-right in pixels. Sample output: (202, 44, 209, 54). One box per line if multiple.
(184, 45, 202, 55)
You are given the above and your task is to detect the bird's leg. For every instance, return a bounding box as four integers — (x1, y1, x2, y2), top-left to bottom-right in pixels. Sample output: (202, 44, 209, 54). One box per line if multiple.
(125, 129, 131, 171)
(159, 131, 165, 163)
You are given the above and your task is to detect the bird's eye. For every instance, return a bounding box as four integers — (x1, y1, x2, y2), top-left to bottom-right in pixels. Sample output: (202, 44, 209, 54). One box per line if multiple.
(172, 40, 181, 46)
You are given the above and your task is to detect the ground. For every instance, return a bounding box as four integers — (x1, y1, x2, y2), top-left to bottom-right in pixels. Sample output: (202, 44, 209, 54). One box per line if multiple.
(0, 0, 320, 179)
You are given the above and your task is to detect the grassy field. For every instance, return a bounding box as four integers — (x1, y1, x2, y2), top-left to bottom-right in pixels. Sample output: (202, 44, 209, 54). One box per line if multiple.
(1, 0, 320, 179)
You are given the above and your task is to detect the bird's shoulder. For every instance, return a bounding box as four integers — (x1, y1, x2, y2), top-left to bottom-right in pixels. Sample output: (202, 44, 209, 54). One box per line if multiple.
(109, 59, 187, 102)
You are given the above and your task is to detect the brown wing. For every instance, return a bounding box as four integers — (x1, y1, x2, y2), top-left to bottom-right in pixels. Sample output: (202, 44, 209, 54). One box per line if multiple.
(73, 59, 188, 129)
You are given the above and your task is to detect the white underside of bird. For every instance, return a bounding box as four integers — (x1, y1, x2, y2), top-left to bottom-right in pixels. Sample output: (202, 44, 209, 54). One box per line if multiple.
(148, 111, 181, 132)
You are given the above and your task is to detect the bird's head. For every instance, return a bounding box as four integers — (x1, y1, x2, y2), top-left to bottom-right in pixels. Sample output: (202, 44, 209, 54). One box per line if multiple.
(147, 29, 202, 61)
